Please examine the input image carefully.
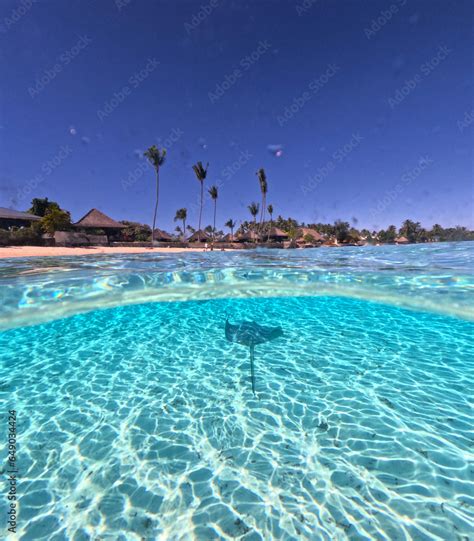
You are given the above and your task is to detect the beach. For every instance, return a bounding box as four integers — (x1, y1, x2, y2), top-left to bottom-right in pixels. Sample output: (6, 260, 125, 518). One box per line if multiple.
(0, 245, 223, 258)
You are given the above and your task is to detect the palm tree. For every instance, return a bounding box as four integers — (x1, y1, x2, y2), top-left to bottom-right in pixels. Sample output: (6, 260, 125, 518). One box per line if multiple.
(225, 218, 236, 240)
(257, 168, 268, 239)
(174, 208, 187, 241)
(192, 161, 209, 242)
(400, 219, 421, 243)
(144, 145, 166, 247)
(267, 204, 274, 224)
(267, 204, 274, 241)
(248, 202, 259, 243)
(208, 185, 218, 244)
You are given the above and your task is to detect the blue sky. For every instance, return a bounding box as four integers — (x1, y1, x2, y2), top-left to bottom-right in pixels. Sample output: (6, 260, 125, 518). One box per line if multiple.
(0, 0, 472, 231)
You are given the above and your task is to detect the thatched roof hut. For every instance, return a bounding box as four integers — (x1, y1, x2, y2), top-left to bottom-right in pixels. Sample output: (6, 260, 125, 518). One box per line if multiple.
(267, 227, 289, 241)
(222, 233, 238, 243)
(236, 231, 257, 242)
(74, 208, 125, 230)
(187, 230, 212, 243)
(153, 228, 173, 242)
(395, 236, 409, 244)
(0, 207, 41, 229)
(297, 227, 323, 243)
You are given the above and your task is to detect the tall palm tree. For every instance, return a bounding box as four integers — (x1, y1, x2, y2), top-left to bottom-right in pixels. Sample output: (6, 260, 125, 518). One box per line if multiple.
(192, 161, 209, 242)
(248, 202, 259, 243)
(174, 208, 187, 241)
(257, 168, 268, 240)
(144, 145, 166, 247)
(225, 218, 236, 240)
(208, 185, 218, 244)
(267, 204, 274, 241)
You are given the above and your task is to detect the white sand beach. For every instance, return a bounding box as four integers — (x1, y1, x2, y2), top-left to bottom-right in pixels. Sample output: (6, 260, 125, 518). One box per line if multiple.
(0, 246, 229, 258)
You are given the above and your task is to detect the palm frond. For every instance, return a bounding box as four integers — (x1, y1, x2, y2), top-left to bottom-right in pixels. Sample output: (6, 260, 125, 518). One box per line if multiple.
(208, 185, 218, 199)
(144, 145, 166, 168)
(248, 202, 260, 217)
(257, 168, 267, 194)
(192, 161, 209, 182)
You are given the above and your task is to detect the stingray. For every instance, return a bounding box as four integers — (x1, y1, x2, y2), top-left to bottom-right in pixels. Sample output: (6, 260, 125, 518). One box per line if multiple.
(225, 318, 284, 395)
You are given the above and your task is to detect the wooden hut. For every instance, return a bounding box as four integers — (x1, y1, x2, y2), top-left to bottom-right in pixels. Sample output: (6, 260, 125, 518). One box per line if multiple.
(187, 230, 212, 243)
(267, 227, 289, 242)
(236, 231, 258, 243)
(222, 233, 240, 243)
(395, 236, 409, 244)
(297, 227, 323, 245)
(74, 208, 125, 242)
(152, 228, 173, 242)
(0, 207, 41, 229)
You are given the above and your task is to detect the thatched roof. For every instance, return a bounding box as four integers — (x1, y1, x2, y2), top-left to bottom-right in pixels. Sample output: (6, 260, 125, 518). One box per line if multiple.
(297, 227, 323, 242)
(153, 228, 173, 241)
(236, 230, 258, 242)
(74, 208, 125, 229)
(0, 207, 41, 221)
(222, 233, 238, 242)
(267, 227, 288, 239)
(187, 230, 212, 242)
(395, 236, 409, 243)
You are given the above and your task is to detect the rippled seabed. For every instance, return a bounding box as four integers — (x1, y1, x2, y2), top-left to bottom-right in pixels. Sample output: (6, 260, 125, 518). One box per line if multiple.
(0, 244, 473, 540)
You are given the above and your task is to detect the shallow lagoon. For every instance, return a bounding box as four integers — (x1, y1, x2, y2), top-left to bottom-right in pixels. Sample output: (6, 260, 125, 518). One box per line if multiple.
(0, 243, 473, 540)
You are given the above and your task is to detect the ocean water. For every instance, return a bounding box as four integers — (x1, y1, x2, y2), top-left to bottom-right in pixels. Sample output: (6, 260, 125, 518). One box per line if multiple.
(0, 243, 473, 540)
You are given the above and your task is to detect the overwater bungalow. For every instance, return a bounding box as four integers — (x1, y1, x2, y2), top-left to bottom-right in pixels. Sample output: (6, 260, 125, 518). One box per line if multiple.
(0, 207, 41, 230)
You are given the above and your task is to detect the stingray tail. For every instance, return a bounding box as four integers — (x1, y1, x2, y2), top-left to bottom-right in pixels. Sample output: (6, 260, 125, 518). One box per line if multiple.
(249, 344, 256, 395)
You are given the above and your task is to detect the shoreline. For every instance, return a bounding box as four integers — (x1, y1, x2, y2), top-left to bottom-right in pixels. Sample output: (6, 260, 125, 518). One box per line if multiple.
(0, 246, 231, 258)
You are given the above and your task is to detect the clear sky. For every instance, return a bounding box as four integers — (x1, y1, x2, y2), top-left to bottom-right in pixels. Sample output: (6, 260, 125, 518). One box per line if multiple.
(1, 0, 472, 232)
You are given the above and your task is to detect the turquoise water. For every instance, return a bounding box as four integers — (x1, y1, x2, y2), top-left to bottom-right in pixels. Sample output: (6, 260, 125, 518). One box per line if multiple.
(0, 243, 473, 540)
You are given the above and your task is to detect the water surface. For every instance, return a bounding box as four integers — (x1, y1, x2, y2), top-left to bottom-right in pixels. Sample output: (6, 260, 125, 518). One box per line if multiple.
(0, 243, 473, 540)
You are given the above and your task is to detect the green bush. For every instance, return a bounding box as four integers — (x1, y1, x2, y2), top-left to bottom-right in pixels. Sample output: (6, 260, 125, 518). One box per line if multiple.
(9, 226, 43, 246)
(0, 229, 10, 246)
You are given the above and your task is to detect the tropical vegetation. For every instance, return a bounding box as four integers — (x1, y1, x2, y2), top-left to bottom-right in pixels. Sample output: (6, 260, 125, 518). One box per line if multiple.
(1, 173, 473, 247)
(174, 208, 187, 241)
